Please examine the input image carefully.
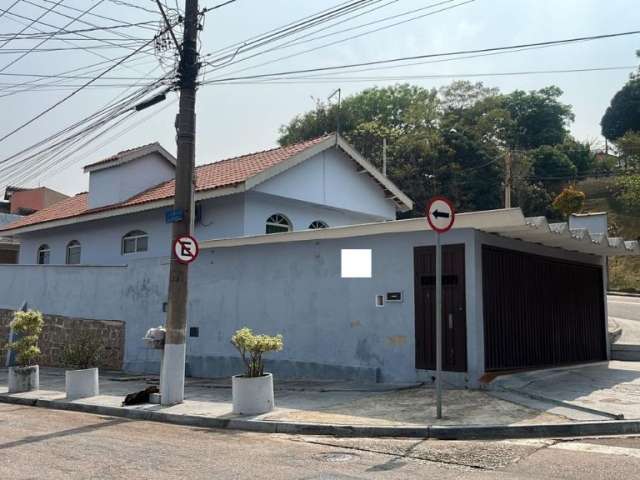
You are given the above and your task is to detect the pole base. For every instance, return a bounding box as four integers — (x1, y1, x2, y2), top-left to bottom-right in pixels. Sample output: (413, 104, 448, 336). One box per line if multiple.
(160, 343, 186, 406)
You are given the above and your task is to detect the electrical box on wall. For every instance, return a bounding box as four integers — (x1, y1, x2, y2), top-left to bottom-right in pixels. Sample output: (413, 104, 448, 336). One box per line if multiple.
(386, 292, 403, 303)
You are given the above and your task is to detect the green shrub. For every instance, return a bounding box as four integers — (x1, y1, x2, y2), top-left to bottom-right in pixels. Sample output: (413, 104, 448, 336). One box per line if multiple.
(6, 310, 44, 367)
(613, 175, 640, 214)
(62, 330, 105, 370)
(231, 327, 283, 377)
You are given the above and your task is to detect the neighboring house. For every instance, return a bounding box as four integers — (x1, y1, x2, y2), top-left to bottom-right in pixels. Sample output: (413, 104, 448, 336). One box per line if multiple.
(0, 135, 412, 265)
(0, 213, 21, 264)
(0, 186, 69, 264)
(4, 185, 69, 215)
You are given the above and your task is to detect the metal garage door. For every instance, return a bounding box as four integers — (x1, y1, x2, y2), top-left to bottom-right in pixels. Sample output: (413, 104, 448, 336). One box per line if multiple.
(483, 245, 607, 371)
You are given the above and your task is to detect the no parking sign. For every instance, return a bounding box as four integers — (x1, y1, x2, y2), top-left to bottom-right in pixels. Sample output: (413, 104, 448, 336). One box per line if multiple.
(173, 235, 199, 264)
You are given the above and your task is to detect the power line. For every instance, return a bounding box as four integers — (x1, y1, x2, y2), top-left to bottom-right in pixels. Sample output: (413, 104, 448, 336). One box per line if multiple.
(0, 0, 65, 51)
(1, 0, 100, 75)
(205, 65, 636, 86)
(0, 33, 160, 144)
(202, 0, 238, 12)
(204, 0, 473, 78)
(0, 22, 159, 39)
(200, 29, 640, 85)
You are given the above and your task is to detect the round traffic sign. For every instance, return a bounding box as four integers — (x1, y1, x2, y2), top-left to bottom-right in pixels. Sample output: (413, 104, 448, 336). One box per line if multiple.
(426, 196, 455, 233)
(173, 235, 199, 264)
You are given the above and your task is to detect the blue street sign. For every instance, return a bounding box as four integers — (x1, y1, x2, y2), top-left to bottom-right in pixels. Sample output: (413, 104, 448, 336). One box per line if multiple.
(165, 209, 184, 223)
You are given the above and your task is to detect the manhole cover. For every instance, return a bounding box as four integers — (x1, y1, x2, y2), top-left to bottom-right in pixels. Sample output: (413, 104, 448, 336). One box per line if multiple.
(317, 452, 359, 463)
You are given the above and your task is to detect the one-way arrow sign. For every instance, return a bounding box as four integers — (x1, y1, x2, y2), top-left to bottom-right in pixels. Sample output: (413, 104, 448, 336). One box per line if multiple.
(426, 197, 455, 233)
(432, 209, 450, 220)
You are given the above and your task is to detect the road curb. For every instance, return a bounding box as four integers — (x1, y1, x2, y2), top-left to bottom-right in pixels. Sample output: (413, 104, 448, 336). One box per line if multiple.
(2, 393, 640, 440)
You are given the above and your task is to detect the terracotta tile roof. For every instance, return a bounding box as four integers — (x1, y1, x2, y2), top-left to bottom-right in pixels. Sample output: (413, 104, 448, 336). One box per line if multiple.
(83, 142, 162, 170)
(1, 135, 332, 232)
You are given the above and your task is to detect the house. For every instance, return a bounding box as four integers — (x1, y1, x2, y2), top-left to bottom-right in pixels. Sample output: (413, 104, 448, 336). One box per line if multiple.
(1, 135, 411, 265)
(0, 134, 638, 386)
(0, 186, 68, 264)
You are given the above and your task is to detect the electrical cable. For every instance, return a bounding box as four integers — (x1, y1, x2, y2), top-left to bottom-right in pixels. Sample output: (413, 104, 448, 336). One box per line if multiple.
(199, 29, 640, 85)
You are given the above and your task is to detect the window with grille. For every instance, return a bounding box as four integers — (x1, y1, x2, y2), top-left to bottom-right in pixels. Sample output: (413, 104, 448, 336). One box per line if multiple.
(265, 214, 292, 234)
(66, 240, 81, 264)
(122, 230, 149, 254)
(37, 244, 50, 265)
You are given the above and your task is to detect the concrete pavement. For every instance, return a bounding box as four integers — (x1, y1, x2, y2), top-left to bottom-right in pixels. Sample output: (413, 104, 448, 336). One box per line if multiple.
(4, 404, 640, 479)
(0, 367, 563, 429)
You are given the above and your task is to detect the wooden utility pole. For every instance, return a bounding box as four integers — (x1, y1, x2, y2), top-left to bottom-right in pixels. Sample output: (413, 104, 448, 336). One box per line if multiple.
(504, 149, 513, 209)
(160, 0, 200, 406)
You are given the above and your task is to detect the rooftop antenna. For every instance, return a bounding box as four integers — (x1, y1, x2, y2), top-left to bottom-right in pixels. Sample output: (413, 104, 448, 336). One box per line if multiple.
(328, 88, 341, 145)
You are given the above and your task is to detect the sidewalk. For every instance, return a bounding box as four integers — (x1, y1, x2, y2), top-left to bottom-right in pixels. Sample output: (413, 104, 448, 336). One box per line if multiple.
(6, 367, 640, 439)
(0, 367, 562, 428)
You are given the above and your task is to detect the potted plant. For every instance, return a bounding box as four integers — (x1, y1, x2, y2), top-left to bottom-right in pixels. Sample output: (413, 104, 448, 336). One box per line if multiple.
(230, 327, 283, 415)
(6, 310, 44, 393)
(62, 330, 104, 400)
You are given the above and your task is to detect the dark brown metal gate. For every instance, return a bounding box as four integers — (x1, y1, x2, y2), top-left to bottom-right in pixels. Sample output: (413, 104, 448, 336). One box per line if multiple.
(482, 245, 607, 371)
(414, 244, 467, 372)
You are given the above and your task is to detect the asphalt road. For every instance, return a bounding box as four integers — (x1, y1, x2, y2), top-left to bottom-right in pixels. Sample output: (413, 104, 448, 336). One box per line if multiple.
(4, 405, 640, 479)
(609, 295, 640, 344)
(609, 294, 640, 323)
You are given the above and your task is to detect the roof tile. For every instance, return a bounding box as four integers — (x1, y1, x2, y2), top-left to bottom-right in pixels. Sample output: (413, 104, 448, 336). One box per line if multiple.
(1, 135, 331, 232)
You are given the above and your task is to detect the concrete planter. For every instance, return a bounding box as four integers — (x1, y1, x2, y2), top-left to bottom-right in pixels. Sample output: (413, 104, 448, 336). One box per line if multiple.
(8, 365, 39, 393)
(232, 373, 274, 415)
(65, 368, 99, 400)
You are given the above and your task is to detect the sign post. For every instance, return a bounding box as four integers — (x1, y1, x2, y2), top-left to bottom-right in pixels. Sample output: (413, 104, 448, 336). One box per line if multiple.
(426, 196, 455, 419)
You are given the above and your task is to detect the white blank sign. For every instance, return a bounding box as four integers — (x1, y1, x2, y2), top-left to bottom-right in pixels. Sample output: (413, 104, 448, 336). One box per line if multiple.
(341, 249, 372, 278)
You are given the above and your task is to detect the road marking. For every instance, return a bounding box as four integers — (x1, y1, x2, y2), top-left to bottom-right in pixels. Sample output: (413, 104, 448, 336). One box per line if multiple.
(551, 441, 640, 458)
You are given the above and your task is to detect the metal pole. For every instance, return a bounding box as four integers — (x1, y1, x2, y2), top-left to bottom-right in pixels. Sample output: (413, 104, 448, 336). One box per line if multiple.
(160, 0, 199, 406)
(505, 149, 512, 208)
(435, 231, 442, 419)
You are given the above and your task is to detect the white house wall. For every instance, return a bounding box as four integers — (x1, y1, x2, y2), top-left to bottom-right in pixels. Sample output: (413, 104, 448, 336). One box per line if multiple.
(17, 194, 246, 265)
(243, 191, 384, 236)
(87, 152, 175, 209)
(253, 147, 396, 220)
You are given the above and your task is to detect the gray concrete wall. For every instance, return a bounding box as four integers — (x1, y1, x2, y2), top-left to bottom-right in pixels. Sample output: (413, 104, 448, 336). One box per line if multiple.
(0, 228, 609, 385)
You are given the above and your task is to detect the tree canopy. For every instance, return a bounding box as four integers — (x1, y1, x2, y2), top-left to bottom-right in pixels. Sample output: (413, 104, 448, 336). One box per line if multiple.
(601, 78, 640, 141)
(278, 82, 578, 218)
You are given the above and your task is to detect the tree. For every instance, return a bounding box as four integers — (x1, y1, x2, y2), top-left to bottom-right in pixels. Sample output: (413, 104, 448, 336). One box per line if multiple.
(560, 138, 594, 176)
(552, 186, 585, 218)
(615, 131, 640, 170)
(278, 81, 578, 218)
(529, 145, 577, 191)
(601, 78, 640, 141)
(500, 86, 574, 149)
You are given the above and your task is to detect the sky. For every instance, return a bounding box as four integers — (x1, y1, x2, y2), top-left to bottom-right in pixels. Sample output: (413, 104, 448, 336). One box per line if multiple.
(0, 0, 639, 196)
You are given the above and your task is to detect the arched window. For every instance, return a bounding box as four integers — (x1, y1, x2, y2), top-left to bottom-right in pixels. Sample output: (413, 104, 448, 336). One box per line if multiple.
(66, 240, 81, 265)
(265, 214, 292, 234)
(308, 220, 329, 229)
(37, 244, 50, 265)
(122, 230, 148, 254)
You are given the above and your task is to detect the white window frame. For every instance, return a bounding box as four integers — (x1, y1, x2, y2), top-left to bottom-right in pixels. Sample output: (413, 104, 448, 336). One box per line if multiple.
(66, 240, 81, 265)
(37, 244, 50, 265)
(122, 230, 149, 255)
(308, 220, 329, 229)
(265, 214, 292, 234)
